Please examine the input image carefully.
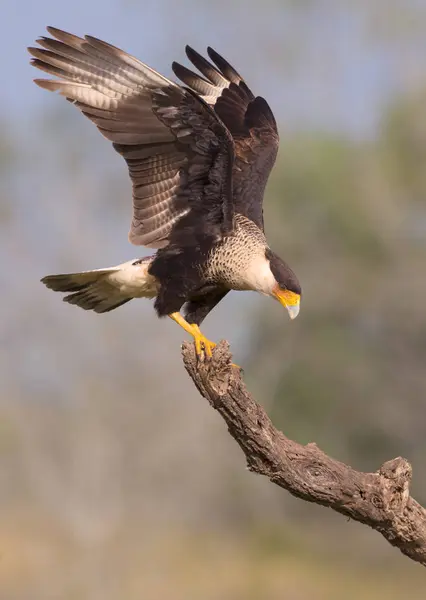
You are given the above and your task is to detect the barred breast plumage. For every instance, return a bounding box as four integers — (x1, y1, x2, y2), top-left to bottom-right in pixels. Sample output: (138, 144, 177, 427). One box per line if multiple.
(203, 215, 270, 290)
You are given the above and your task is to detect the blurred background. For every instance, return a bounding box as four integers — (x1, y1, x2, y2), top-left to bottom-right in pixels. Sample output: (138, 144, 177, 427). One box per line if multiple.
(2, 0, 426, 597)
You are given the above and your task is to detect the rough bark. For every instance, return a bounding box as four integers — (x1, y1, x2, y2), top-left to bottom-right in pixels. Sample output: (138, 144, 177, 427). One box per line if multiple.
(182, 341, 426, 567)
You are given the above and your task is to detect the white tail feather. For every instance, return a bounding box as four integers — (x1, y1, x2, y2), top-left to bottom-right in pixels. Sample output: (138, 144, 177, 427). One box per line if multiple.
(41, 257, 157, 313)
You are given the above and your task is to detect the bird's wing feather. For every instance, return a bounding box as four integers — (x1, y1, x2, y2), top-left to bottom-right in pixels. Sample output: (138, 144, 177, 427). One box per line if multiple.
(173, 46, 279, 231)
(29, 28, 234, 249)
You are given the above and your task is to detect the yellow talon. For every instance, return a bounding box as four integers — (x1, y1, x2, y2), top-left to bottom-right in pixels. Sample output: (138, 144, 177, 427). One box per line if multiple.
(169, 313, 241, 365)
(191, 324, 216, 359)
(169, 313, 217, 359)
(191, 325, 239, 367)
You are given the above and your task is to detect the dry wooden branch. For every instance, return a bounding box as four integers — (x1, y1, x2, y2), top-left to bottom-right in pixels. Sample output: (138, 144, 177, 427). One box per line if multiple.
(182, 340, 426, 567)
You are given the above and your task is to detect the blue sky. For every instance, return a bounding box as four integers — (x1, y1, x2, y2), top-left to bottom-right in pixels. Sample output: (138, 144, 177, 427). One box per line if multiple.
(4, 0, 423, 138)
(3, 0, 426, 397)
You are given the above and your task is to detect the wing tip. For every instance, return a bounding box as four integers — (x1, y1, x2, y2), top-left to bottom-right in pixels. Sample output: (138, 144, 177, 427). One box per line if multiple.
(185, 44, 197, 59)
(46, 25, 59, 35)
(206, 46, 218, 61)
(33, 77, 54, 90)
(45, 25, 66, 40)
(171, 60, 180, 74)
(206, 47, 242, 84)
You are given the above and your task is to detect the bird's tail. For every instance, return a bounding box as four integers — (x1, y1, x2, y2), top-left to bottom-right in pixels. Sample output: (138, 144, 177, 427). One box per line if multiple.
(41, 258, 156, 314)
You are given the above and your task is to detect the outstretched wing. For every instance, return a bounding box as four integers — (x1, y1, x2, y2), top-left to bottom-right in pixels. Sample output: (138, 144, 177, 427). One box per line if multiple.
(173, 46, 279, 231)
(29, 28, 234, 249)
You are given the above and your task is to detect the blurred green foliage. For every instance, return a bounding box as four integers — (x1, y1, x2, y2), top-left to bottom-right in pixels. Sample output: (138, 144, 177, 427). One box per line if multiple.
(248, 89, 426, 485)
(3, 2, 426, 596)
(2, 80, 426, 600)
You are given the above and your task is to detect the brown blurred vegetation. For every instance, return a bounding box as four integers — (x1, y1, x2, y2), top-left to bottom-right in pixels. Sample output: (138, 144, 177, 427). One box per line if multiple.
(2, 2, 426, 598)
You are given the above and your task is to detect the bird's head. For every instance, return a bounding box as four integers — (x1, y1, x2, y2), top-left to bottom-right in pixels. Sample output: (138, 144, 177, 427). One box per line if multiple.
(265, 248, 301, 320)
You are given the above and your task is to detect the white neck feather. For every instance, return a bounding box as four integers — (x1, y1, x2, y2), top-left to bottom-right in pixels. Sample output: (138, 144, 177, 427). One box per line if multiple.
(244, 254, 276, 295)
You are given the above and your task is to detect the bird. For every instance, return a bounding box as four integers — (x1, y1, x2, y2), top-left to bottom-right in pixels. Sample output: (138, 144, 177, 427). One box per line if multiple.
(29, 27, 301, 359)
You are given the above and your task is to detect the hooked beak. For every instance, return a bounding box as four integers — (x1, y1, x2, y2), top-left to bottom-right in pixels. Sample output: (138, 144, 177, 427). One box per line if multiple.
(273, 287, 301, 320)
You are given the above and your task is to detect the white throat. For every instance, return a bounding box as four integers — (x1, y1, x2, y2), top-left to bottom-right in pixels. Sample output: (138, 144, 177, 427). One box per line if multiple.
(243, 254, 276, 295)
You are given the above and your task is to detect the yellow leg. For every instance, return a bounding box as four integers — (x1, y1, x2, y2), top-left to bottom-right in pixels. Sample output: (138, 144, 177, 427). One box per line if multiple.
(169, 313, 216, 359)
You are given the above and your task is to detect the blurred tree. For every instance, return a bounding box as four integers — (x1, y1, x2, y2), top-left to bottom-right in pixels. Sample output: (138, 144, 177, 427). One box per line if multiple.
(246, 89, 426, 507)
(3, 1, 426, 596)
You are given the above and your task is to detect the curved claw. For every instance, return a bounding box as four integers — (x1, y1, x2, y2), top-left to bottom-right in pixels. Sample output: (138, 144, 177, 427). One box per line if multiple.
(169, 312, 237, 363)
(191, 325, 216, 359)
